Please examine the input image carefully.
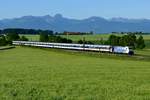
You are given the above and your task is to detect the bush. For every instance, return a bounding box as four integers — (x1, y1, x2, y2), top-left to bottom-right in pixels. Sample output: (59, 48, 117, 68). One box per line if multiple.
(19, 36, 29, 41)
(6, 33, 20, 41)
(48, 35, 72, 43)
(40, 33, 49, 42)
(136, 35, 145, 49)
(0, 35, 7, 46)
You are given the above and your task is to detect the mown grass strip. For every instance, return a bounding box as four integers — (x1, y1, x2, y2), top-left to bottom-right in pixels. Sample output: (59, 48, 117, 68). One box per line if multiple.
(0, 46, 15, 50)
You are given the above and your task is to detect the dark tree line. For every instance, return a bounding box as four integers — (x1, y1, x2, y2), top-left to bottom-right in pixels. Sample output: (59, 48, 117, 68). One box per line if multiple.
(106, 34, 145, 49)
(112, 32, 148, 35)
(61, 31, 94, 35)
(0, 28, 53, 46)
(40, 33, 72, 43)
(77, 40, 94, 44)
(0, 28, 53, 35)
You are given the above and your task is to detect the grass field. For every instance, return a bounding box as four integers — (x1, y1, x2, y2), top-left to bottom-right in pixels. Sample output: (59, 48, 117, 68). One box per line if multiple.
(21, 35, 40, 41)
(0, 46, 150, 99)
(21, 34, 110, 42)
(23, 34, 150, 49)
(23, 34, 150, 41)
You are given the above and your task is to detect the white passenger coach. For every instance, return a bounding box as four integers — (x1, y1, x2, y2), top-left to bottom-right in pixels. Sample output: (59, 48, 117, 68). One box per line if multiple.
(12, 41, 134, 55)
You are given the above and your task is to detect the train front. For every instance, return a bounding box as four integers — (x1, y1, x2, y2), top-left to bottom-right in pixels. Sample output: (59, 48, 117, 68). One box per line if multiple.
(112, 46, 134, 55)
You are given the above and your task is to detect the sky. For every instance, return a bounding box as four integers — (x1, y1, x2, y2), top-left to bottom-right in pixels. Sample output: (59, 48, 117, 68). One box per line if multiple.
(0, 0, 150, 19)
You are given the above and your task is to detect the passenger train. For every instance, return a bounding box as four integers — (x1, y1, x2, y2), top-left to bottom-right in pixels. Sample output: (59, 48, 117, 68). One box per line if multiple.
(12, 41, 134, 55)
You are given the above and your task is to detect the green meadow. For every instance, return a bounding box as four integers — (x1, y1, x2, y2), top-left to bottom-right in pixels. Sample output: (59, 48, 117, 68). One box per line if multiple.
(0, 46, 150, 99)
(23, 34, 150, 49)
(0, 34, 149, 99)
(23, 34, 150, 41)
(21, 34, 113, 42)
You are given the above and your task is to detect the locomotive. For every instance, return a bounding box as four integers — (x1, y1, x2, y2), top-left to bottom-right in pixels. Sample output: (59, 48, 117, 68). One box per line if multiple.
(13, 41, 134, 55)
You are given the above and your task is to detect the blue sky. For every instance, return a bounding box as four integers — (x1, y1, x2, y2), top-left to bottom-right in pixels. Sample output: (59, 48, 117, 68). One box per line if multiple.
(0, 0, 150, 19)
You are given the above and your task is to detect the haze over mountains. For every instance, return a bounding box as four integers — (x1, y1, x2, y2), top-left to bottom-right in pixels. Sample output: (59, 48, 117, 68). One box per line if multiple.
(0, 14, 150, 33)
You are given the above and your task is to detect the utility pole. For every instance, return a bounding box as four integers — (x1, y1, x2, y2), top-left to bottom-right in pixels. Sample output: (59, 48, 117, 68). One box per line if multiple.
(67, 32, 68, 43)
(83, 37, 85, 50)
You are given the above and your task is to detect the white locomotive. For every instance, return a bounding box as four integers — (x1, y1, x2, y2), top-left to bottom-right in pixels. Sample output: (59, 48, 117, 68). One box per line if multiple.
(12, 41, 134, 55)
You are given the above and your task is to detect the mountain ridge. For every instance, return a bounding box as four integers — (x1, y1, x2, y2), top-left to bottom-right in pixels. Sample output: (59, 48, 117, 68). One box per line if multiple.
(0, 14, 150, 33)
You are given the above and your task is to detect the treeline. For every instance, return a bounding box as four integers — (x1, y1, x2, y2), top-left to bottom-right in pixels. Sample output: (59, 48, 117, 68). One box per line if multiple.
(60, 31, 94, 35)
(0, 33, 28, 46)
(0, 28, 53, 35)
(0, 28, 94, 35)
(112, 32, 150, 35)
(106, 34, 145, 49)
(0, 28, 146, 49)
(40, 33, 72, 43)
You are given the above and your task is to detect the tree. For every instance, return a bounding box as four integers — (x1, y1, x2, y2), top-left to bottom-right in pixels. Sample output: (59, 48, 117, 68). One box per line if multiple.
(127, 33, 137, 49)
(78, 40, 83, 44)
(48, 35, 72, 43)
(136, 35, 145, 49)
(19, 36, 28, 41)
(107, 35, 120, 46)
(1, 28, 54, 35)
(119, 37, 126, 46)
(67, 39, 72, 43)
(106, 34, 139, 49)
(39, 33, 49, 42)
(6, 33, 20, 44)
(0, 35, 7, 46)
(86, 41, 94, 44)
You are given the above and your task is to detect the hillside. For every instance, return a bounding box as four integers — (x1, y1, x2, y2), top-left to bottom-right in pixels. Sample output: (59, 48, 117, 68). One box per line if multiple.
(1, 14, 150, 33)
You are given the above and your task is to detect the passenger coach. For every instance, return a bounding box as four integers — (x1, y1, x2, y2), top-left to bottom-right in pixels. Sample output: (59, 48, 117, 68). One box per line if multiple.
(13, 41, 134, 55)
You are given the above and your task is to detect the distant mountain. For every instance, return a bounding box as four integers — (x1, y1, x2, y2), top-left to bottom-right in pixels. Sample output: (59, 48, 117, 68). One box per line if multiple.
(0, 14, 150, 33)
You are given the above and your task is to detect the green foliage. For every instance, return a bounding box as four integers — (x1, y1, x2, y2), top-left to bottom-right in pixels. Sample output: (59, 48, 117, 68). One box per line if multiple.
(48, 35, 72, 43)
(0, 33, 29, 46)
(77, 39, 93, 44)
(136, 35, 145, 49)
(24, 34, 150, 42)
(6, 33, 20, 41)
(127, 34, 137, 48)
(78, 40, 84, 44)
(40, 33, 73, 43)
(19, 36, 29, 41)
(62, 31, 94, 35)
(107, 35, 120, 46)
(107, 34, 142, 49)
(0, 35, 7, 46)
(60, 34, 111, 42)
(20, 35, 39, 41)
(1, 28, 53, 35)
(21, 34, 150, 49)
(39, 33, 49, 42)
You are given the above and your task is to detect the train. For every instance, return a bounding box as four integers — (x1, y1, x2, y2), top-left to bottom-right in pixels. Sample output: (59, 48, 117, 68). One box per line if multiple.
(12, 41, 134, 55)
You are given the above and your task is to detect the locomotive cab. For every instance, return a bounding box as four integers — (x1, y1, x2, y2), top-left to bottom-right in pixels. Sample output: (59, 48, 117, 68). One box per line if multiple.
(128, 47, 134, 55)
